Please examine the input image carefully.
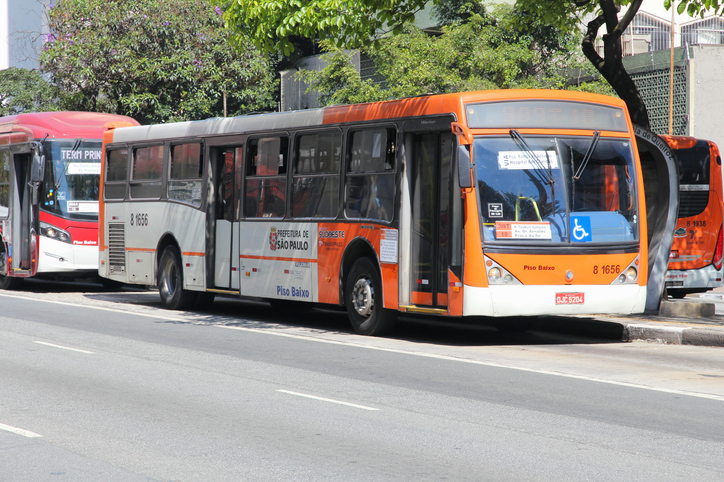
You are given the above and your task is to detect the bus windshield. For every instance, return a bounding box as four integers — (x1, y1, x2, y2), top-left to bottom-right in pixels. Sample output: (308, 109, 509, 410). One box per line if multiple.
(476, 134, 638, 244)
(41, 139, 103, 220)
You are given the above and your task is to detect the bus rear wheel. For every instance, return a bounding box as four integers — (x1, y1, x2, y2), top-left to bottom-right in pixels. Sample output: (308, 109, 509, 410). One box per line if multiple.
(345, 257, 397, 336)
(158, 246, 197, 310)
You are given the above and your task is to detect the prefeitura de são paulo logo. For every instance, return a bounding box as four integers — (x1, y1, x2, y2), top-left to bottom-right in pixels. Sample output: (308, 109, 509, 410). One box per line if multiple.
(269, 226, 277, 251)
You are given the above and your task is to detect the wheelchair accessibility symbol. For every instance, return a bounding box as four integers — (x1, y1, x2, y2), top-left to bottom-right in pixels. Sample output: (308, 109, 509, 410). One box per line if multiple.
(571, 216, 592, 242)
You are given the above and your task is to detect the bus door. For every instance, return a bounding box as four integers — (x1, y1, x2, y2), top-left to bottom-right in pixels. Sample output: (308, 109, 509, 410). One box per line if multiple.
(405, 125, 456, 309)
(8, 148, 35, 274)
(211, 146, 241, 290)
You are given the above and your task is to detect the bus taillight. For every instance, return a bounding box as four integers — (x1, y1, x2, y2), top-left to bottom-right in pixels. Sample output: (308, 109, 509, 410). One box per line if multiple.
(714, 226, 723, 271)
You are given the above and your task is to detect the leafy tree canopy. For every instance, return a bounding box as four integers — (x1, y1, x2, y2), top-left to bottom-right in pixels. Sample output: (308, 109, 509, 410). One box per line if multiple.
(41, 0, 276, 124)
(224, 0, 431, 55)
(0, 68, 59, 116)
(299, 6, 611, 107)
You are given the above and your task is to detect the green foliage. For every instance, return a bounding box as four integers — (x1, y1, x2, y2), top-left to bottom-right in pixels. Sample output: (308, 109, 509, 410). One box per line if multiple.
(299, 7, 611, 107)
(669, 0, 724, 17)
(432, 0, 487, 26)
(224, 0, 430, 55)
(41, 0, 276, 124)
(0, 68, 59, 116)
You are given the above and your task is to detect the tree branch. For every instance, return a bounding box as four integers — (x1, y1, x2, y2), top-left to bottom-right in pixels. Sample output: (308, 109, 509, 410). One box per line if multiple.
(582, 14, 605, 71)
(614, 0, 644, 36)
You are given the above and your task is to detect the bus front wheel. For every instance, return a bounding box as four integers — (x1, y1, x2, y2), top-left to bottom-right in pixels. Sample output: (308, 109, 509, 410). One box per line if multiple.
(345, 257, 397, 336)
(158, 246, 197, 310)
(0, 248, 21, 290)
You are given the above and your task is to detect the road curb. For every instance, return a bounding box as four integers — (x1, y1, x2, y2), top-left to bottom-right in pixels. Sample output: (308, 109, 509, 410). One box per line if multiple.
(623, 322, 724, 347)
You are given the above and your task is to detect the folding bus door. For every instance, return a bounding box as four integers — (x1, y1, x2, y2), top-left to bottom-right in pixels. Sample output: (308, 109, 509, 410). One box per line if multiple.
(408, 131, 455, 309)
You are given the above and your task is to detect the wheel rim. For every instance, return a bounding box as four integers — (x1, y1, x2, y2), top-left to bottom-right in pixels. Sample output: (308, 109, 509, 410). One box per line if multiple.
(351, 276, 374, 318)
(160, 258, 179, 299)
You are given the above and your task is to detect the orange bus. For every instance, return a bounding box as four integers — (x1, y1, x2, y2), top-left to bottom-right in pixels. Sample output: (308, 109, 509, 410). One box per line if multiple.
(0, 112, 138, 289)
(98, 90, 651, 335)
(663, 136, 724, 298)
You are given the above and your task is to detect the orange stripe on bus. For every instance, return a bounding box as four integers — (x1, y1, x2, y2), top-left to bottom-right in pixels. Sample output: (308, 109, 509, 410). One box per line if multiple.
(125, 247, 156, 252)
(183, 252, 205, 257)
(240, 254, 318, 264)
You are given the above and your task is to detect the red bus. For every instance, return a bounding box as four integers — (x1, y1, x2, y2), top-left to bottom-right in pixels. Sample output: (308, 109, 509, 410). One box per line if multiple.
(99, 90, 653, 335)
(663, 136, 724, 297)
(0, 112, 139, 289)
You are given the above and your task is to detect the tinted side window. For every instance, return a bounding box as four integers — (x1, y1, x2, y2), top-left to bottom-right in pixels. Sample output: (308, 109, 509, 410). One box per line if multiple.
(131, 145, 164, 199)
(345, 127, 396, 222)
(293, 131, 341, 218)
(104, 148, 128, 200)
(169, 143, 203, 207)
(245, 137, 288, 218)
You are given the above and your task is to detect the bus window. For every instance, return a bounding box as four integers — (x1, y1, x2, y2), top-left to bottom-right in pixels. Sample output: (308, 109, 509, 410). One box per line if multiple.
(169, 143, 203, 207)
(345, 127, 396, 222)
(293, 131, 341, 218)
(104, 148, 128, 200)
(0, 150, 9, 218)
(131, 145, 164, 199)
(677, 140, 711, 218)
(245, 136, 288, 218)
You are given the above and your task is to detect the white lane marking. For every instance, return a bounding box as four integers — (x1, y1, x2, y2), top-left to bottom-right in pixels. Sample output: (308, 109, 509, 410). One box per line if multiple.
(33, 341, 95, 354)
(277, 389, 379, 411)
(221, 325, 724, 403)
(0, 422, 42, 438)
(0, 292, 176, 321)
(3, 292, 722, 403)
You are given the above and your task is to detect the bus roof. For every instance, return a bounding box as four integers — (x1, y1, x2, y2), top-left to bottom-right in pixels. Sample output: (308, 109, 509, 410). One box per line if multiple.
(109, 89, 629, 144)
(0, 111, 139, 140)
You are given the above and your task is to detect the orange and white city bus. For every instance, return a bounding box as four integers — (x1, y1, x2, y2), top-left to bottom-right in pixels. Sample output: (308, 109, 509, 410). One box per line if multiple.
(0, 111, 139, 289)
(99, 90, 651, 335)
(663, 136, 724, 298)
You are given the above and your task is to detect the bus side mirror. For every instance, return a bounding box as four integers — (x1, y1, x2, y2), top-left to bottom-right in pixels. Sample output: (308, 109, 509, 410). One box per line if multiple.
(31, 152, 45, 183)
(458, 144, 473, 189)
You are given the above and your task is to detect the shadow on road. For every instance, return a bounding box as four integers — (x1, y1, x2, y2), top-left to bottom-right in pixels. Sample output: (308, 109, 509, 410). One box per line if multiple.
(12, 278, 625, 347)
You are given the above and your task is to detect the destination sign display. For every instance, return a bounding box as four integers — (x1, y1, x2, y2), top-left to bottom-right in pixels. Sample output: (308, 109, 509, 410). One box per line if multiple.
(466, 100, 628, 132)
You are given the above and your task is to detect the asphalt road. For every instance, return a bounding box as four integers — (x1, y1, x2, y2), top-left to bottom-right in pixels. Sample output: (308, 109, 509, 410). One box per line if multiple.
(1, 281, 724, 481)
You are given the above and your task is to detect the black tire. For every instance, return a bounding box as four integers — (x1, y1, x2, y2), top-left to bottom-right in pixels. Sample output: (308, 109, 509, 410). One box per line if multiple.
(158, 246, 197, 310)
(0, 248, 21, 290)
(345, 257, 397, 336)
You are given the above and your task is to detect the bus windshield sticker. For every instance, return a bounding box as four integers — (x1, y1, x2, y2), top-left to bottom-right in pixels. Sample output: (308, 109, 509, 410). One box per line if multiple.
(570, 216, 592, 242)
(679, 184, 709, 191)
(488, 203, 503, 218)
(67, 201, 99, 213)
(380, 228, 398, 263)
(66, 162, 101, 175)
(495, 221, 552, 240)
(498, 151, 559, 170)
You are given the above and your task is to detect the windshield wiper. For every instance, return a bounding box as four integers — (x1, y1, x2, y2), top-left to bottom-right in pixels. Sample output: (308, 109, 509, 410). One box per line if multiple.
(509, 129, 553, 185)
(55, 137, 83, 190)
(573, 130, 601, 180)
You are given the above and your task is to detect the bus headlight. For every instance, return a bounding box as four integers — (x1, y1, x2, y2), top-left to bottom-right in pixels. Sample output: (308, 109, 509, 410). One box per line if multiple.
(617, 267, 637, 283)
(488, 267, 502, 283)
(40, 222, 72, 244)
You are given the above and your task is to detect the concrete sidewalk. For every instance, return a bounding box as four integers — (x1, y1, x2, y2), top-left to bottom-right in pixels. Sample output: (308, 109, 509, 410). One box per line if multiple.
(598, 285, 724, 347)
